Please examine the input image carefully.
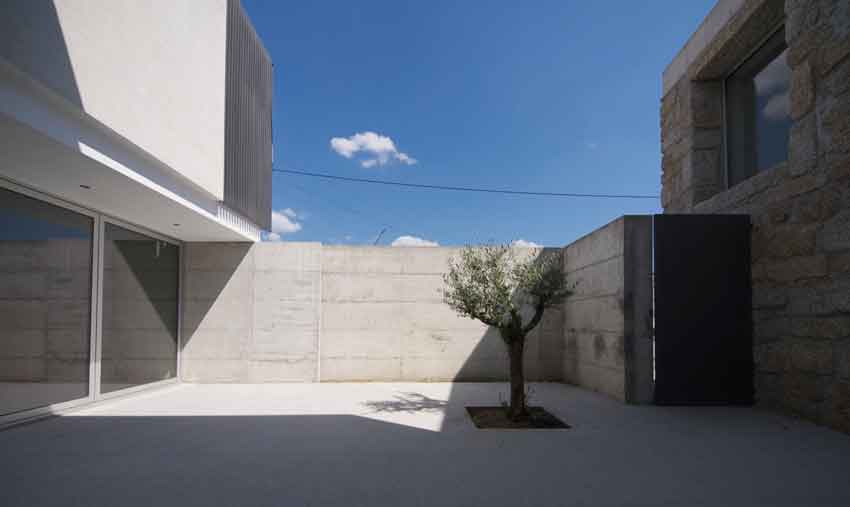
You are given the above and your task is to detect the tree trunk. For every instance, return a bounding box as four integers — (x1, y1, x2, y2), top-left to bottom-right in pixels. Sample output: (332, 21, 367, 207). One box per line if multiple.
(508, 336, 527, 420)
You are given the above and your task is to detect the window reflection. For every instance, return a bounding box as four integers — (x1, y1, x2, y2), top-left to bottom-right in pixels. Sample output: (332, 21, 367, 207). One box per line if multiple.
(101, 224, 178, 393)
(753, 48, 792, 170)
(726, 29, 791, 187)
(0, 187, 92, 415)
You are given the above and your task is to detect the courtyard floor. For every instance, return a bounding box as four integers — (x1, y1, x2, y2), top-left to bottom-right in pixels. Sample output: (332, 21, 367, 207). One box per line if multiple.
(2, 382, 850, 506)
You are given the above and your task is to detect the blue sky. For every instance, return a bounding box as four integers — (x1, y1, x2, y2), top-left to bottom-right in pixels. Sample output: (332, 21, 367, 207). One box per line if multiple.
(242, 0, 716, 247)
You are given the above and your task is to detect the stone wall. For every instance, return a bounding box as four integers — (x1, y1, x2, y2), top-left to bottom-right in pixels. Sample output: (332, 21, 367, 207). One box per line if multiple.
(561, 216, 654, 403)
(180, 243, 563, 383)
(661, 0, 850, 431)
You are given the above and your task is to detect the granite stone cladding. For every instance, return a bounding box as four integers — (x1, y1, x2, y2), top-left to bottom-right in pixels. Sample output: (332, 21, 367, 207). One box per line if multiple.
(661, 0, 850, 432)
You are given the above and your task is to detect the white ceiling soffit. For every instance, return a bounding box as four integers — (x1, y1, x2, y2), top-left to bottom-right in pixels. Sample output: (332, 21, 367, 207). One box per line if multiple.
(0, 114, 253, 242)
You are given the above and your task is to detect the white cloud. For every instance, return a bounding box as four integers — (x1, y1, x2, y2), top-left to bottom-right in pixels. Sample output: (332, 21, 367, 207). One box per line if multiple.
(329, 137, 358, 158)
(330, 131, 417, 168)
(754, 49, 790, 95)
(272, 210, 302, 234)
(587, 142, 598, 150)
(762, 91, 790, 121)
(391, 235, 439, 247)
(511, 239, 543, 248)
(266, 208, 303, 241)
(395, 152, 416, 164)
(754, 48, 790, 122)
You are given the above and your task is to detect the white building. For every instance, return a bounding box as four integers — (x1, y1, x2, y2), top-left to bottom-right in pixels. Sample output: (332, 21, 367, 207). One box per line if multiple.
(0, 0, 272, 425)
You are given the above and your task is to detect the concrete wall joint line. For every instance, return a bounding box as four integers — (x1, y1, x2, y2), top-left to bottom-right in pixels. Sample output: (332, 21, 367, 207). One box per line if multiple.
(180, 232, 654, 392)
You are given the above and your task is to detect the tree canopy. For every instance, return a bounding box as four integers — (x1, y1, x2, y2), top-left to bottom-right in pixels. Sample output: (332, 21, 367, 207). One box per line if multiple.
(442, 245, 572, 336)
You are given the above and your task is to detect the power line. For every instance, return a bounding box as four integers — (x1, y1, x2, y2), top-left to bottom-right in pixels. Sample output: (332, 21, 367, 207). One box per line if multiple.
(289, 182, 372, 221)
(286, 181, 394, 241)
(273, 168, 659, 200)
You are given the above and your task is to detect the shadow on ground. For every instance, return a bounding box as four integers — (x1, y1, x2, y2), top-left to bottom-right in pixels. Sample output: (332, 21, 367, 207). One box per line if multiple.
(2, 383, 850, 507)
(362, 392, 448, 413)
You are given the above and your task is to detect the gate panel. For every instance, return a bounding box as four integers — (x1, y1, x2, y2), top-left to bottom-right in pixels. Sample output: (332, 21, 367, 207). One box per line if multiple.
(653, 214, 753, 405)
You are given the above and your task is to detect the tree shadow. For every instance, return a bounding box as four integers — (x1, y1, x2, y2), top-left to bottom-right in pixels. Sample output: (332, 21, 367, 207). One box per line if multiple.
(5, 395, 847, 507)
(362, 392, 448, 414)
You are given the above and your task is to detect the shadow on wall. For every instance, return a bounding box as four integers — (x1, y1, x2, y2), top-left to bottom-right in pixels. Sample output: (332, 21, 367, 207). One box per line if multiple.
(0, 0, 82, 107)
(111, 239, 179, 341)
(558, 216, 655, 404)
(101, 236, 180, 390)
(0, 0, 208, 214)
(178, 243, 564, 386)
(317, 245, 564, 386)
(179, 243, 255, 380)
(449, 216, 655, 407)
(179, 244, 254, 349)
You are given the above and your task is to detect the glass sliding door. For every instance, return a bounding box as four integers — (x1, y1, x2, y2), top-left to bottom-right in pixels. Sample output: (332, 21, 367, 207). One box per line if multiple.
(0, 186, 94, 416)
(100, 223, 179, 394)
(0, 181, 183, 424)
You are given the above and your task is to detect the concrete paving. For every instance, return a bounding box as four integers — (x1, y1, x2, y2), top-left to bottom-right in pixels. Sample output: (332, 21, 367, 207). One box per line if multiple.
(2, 382, 850, 506)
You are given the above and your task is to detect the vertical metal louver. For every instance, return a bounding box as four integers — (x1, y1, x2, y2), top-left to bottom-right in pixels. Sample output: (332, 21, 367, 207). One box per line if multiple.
(223, 0, 273, 230)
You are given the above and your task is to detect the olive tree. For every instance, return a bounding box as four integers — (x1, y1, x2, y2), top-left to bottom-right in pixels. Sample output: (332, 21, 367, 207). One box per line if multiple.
(442, 245, 571, 420)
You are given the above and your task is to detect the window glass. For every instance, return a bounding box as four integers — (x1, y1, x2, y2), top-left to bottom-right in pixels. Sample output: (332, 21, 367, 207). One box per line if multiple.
(0, 187, 92, 415)
(101, 223, 178, 393)
(726, 29, 791, 187)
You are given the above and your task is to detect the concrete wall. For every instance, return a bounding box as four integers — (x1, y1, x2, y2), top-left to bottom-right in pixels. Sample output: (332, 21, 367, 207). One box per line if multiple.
(0, 0, 229, 200)
(180, 243, 563, 383)
(181, 243, 321, 382)
(560, 217, 653, 402)
(3, 224, 650, 402)
(661, 0, 850, 432)
(321, 246, 562, 381)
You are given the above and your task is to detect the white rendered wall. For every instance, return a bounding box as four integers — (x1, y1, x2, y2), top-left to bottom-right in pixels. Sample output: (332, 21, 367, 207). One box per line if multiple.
(54, 0, 228, 199)
(1, 0, 228, 200)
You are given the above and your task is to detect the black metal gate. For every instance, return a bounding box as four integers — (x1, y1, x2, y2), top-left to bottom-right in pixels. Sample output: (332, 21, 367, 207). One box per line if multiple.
(653, 214, 754, 405)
